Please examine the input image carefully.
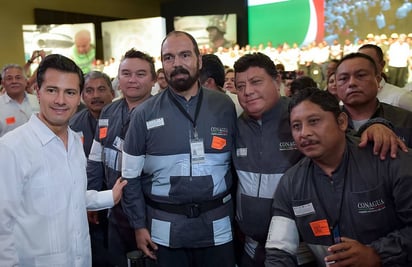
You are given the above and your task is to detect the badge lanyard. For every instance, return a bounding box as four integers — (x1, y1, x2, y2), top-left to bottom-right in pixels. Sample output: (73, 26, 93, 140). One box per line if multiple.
(167, 89, 204, 164)
(311, 156, 347, 244)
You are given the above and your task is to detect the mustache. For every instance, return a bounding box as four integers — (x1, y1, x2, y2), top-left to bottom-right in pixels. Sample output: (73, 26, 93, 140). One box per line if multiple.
(170, 67, 190, 78)
(300, 139, 318, 147)
(90, 99, 105, 105)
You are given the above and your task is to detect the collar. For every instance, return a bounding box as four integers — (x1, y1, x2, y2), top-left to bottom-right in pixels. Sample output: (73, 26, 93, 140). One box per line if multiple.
(29, 114, 69, 147)
(241, 96, 289, 124)
(3, 92, 28, 104)
(168, 85, 201, 105)
(342, 99, 382, 123)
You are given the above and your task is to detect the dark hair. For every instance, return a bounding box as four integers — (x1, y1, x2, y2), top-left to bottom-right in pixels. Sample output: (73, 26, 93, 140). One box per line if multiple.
(37, 54, 84, 92)
(161, 31, 200, 58)
(234, 52, 278, 79)
(290, 76, 317, 95)
(289, 87, 341, 121)
(329, 59, 340, 65)
(336, 52, 378, 75)
(120, 48, 156, 81)
(225, 68, 234, 75)
(156, 68, 164, 76)
(327, 71, 336, 81)
(1, 64, 26, 79)
(359, 44, 384, 62)
(275, 63, 285, 72)
(199, 54, 225, 87)
(84, 71, 113, 91)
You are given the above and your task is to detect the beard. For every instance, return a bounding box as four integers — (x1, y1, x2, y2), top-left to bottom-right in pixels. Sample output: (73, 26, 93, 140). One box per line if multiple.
(167, 66, 199, 92)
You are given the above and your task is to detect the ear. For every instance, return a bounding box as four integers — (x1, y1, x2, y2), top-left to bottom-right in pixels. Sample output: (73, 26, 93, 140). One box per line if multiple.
(198, 54, 203, 70)
(206, 77, 216, 87)
(376, 73, 382, 83)
(337, 112, 348, 131)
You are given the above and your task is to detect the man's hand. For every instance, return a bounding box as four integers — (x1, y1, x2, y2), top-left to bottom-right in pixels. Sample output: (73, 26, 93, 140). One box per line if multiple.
(112, 177, 127, 205)
(324, 237, 381, 267)
(135, 228, 158, 260)
(87, 210, 99, 224)
(359, 123, 408, 160)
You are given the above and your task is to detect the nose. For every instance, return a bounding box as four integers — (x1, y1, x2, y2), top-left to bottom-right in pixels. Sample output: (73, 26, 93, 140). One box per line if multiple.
(348, 75, 357, 87)
(54, 91, 65, 104)
(128, 73, 139, 82)
(92, 89, 100, 98)
(299, 123, 312, 138)
(242, 83, 254, 96)
(172, 56, 183, 67)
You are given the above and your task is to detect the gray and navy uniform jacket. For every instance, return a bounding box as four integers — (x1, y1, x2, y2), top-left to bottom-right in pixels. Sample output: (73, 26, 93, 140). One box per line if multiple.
(87, 98, 134, 228)
(121, 87, 237, 248)
(345, 100, 412, 147)
(265, 136, 412, 267)
(69, 108, 97, 158)
(234, 96, 309, 262)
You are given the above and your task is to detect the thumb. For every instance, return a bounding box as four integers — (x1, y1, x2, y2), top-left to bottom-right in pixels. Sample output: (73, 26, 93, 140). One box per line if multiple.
(358, 133, 368, 148)
(119, 179, 128, 189)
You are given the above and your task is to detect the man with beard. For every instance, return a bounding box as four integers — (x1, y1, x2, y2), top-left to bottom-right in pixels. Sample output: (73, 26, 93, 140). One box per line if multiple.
(69, 71, 114, 267)
(87, 49, 155, 266)
(121, 31, 237, 267)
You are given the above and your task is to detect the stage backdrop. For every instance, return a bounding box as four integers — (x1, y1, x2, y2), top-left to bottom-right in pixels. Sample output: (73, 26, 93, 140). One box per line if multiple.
(248, 0, 324, 47)
(173, 14, 237, 49)
(22, 23, 95, 62)
(101, 17, 166, 63)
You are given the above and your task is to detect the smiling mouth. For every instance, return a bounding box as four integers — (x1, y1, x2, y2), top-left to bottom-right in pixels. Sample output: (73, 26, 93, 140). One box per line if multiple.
(51, 107, 68, 113)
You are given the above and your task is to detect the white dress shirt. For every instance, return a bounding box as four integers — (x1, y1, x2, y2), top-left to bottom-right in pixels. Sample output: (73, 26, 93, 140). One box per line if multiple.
(378, 79, 412, 112)
(0, 92, 40, 137)
(0, 115, 114, 267)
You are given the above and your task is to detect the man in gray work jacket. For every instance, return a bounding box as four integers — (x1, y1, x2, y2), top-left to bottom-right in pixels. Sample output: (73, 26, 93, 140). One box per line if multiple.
(121, 31, 237, 267)
(265, 87, 412, 267)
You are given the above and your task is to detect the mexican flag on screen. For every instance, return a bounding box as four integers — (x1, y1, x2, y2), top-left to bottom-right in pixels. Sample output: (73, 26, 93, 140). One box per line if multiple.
(248, 0, 324, 46)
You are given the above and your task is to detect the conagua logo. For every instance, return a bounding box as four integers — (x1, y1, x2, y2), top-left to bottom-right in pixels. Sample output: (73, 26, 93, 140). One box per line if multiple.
(279, 141, 297, 151)
(357, 199, 385, 214)
(211, 127, 228, 136)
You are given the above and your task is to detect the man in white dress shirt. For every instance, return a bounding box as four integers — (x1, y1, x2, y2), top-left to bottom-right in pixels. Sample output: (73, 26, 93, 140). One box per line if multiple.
(0, 54, 127, 267)
(0, 64, 40, 136)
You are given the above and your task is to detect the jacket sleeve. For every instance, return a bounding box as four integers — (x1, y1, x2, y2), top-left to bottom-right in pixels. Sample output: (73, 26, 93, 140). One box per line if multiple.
(265, 173, 299, 267)
(369, 151, 412, 265)
(87, 107, 107, 191)
(121, 108, 148, 229)
(86, 109, 108, 191)
(265, 248, 298, 267)
(87, 141, 105, 191)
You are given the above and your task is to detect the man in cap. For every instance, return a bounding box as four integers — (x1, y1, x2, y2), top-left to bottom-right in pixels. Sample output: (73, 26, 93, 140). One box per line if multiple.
(207, 15, 233, 52)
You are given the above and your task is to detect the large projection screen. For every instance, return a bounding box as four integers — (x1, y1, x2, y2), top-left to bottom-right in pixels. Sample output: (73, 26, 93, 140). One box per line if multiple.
(101, 17, 166, 64)
(248, 0, 412, 47)
(174, 14, 237, 51)
(22, 23, 95, 68)
(248, 0, 324, 47)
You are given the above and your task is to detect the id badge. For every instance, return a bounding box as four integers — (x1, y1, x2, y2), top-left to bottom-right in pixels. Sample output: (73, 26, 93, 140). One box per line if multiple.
(113, 136, 124, 151)
(190, 138, 205, 164)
